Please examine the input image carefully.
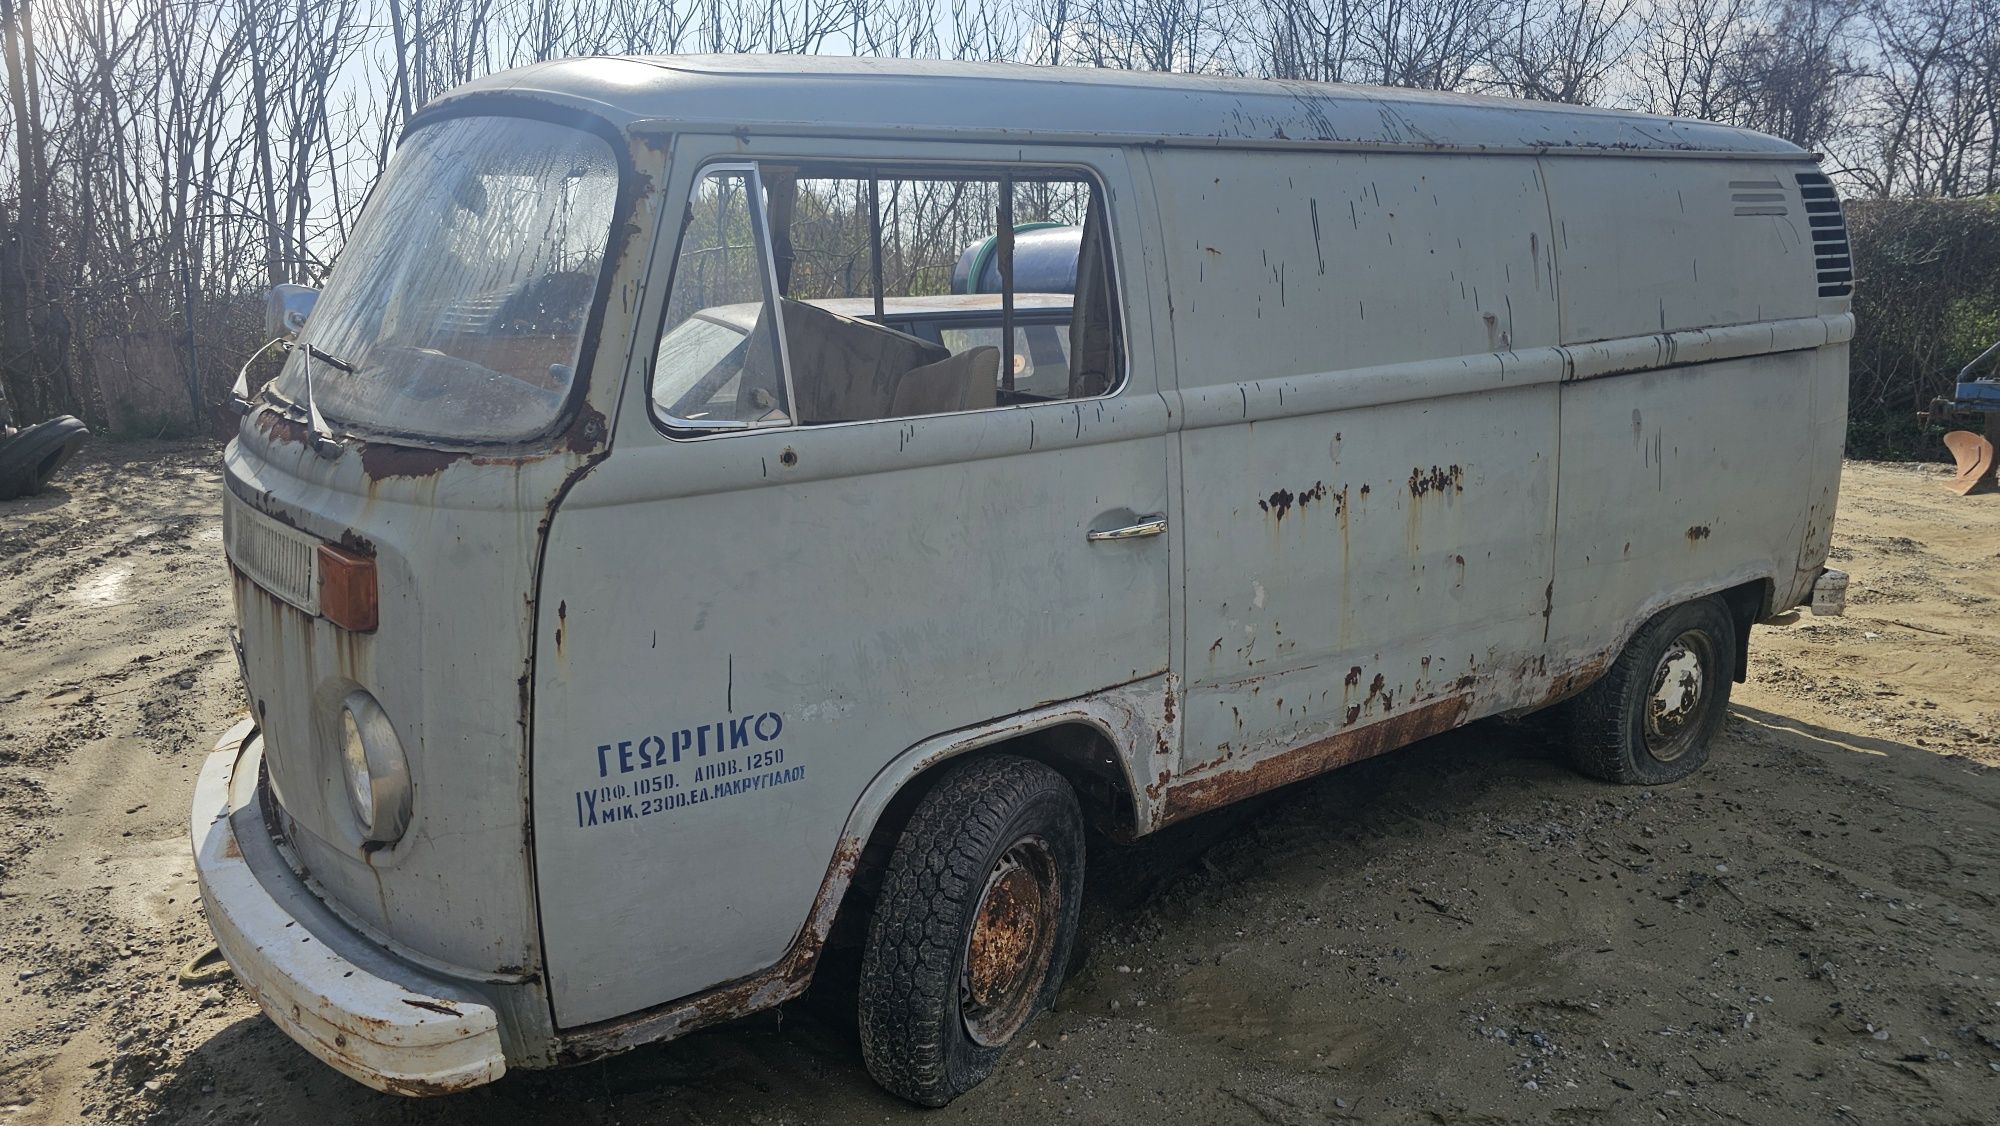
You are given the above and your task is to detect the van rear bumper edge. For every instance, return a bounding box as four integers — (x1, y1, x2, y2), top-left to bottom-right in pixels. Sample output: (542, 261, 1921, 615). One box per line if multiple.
(190, 720, 508, 1096)
(1808, 567, 1848, 617)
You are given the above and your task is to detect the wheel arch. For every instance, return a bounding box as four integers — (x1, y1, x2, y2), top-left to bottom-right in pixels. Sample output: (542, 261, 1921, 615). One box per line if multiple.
(1715, 575, 1773, 684)
(866, 721, 1137, 854)
(1526, 568, 1779, 718)
(813, 686, 1160, 972)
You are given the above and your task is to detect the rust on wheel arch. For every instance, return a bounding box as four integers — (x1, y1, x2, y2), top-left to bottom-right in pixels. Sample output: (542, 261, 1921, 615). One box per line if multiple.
(552, 834, 864, 1064)
(1531, 655, 1612, 711)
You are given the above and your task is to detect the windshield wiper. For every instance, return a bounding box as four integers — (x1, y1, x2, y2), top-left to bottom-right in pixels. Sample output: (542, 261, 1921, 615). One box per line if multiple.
(224, 334, 347, 458)
(297, 338, 344, 458)
(300, 341, 356, 373)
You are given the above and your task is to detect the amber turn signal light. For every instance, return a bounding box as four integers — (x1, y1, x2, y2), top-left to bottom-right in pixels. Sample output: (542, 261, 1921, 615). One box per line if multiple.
(317, 543, 379, 633)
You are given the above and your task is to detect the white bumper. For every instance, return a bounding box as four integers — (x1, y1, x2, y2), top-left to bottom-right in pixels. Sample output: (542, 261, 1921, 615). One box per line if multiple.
(1809, 567, 1849, 616)
(190, 721, 507, 1096)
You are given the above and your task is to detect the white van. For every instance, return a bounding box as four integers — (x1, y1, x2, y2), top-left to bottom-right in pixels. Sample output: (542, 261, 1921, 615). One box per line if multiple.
(194, 56, 1852, 1105)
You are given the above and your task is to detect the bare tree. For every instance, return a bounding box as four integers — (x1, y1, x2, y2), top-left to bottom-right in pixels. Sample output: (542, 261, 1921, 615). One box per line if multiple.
(1863, 0, 1997, 196)
(1069, 0, 1246, 73)
(1361, 0, 1505, 88)
(946, 0, 1022, 60)
(1493, 0, 1639, 103)
(1253, 0, 1370, 81)
(1630, 0, 1754, 119)
(1730, 0, 1866, 149)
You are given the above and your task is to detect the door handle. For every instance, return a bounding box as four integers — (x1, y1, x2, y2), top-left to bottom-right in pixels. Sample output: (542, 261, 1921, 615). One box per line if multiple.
(1087, 516, 1168, 543)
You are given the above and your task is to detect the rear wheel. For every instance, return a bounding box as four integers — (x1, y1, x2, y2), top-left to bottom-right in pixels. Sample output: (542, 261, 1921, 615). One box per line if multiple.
(1558, 597, 1737, 785)
(857, 755, 1084, 1106)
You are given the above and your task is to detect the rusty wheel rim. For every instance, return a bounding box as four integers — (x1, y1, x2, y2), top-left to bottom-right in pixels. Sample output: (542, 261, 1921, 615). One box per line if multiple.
(1644, 630, 1712, 761)
(960, 836, 1059, 1048)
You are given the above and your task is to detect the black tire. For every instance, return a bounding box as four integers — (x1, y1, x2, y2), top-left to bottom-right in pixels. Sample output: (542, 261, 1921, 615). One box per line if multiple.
(0, 416, 88, 502)
(1559, 597, 1737, 785)
(857, 755, 1085, 1107)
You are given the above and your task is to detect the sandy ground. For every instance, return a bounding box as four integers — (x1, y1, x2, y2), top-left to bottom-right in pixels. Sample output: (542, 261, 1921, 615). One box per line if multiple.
(2, 445, 1996, 1125)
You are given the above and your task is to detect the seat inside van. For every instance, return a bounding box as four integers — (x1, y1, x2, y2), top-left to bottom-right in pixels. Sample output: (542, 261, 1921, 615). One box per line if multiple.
(759, 299, 962, 424)
(892, 346, 1000, 416)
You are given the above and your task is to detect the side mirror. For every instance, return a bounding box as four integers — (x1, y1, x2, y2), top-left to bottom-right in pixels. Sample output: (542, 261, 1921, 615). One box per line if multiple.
(265, 284, 319, 340)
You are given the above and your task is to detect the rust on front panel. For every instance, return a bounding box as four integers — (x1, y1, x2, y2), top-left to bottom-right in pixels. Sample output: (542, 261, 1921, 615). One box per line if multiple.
(357, 443, 468, 481)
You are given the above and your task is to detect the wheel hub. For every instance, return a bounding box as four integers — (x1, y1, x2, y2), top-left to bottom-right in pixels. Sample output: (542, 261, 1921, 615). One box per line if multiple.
(967, 861, 1040, 1005)
(960, 839, 1059, 1047)
(1645, 633, 1709, 758)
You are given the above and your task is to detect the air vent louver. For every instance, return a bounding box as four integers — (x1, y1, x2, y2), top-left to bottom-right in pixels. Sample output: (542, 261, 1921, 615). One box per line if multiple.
(1730, 179, 1788, 216)
(1795, 172, 1852, 298)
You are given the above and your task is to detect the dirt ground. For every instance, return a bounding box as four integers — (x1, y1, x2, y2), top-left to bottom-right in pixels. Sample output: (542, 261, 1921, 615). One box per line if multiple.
(2, 444, 1997, 1125)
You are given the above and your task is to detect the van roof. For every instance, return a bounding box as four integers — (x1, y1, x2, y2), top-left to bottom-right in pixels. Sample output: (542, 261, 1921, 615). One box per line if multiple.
(440, 55, 1808, 160)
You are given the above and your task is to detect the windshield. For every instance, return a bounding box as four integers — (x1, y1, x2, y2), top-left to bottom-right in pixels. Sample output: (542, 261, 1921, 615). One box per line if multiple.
(269, 115, 620, 444)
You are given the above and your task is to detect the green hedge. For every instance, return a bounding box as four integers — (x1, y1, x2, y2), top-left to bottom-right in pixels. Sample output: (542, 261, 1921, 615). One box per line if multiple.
(1846, 197, 2000, 460)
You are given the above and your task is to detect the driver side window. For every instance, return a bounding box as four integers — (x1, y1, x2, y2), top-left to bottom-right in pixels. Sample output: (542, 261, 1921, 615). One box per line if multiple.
(650, 160, 1123, 434)
(651, 166, 793, 429)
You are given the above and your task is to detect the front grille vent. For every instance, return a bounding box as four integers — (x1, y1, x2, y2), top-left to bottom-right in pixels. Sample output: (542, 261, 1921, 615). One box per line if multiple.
(1795, 172, 1853, 297)
(224, 496, 320, 615)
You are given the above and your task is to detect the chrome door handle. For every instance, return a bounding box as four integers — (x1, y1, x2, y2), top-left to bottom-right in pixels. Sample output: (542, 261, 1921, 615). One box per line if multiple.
(1087, 516, 1168, 543)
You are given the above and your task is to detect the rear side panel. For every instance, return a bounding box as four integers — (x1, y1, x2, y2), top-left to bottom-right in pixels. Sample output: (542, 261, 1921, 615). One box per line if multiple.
(1541, 157, 1849, 661)
(1543, 159, 1819, 341)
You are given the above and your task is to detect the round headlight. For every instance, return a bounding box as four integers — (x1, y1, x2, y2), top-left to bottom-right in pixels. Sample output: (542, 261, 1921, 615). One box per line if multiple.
(337, 691, 412, 844)
(339, 708, 375, 832)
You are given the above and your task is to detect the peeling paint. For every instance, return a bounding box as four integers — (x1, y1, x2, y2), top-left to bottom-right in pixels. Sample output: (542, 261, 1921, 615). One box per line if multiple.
(358, 444, 469, 481)
(1160, 695, 1472, 826)
(1258, 488, 1296, 519)
(1408, 464, 1466, 498)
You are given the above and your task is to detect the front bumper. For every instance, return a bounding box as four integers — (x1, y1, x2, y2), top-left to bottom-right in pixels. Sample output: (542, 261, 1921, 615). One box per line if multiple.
(189, 721, 507, 1095)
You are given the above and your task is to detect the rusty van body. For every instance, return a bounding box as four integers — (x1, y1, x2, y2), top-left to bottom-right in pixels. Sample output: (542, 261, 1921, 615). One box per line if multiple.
(192, 56, 1851, 1104)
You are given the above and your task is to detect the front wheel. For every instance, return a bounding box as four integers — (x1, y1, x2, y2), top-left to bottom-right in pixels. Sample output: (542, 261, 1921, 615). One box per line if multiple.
(1558, 597, 1738, 785)
(858, 755, 1085, 1106)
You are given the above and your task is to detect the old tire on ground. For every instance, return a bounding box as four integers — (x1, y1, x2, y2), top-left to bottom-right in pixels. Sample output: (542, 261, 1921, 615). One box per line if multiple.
(1559, 596, 1737, 785)
(0, 416, 89, 502)
(858, 754, 1085, 1107)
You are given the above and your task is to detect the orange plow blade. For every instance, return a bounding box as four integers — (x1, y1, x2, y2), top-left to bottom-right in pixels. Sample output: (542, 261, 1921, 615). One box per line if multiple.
(1943, 429, 1996, 495)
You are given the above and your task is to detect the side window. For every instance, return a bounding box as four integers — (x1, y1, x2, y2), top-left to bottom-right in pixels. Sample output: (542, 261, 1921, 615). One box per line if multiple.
(650, 160, 1123, 433)
(652, 166, 793, 429)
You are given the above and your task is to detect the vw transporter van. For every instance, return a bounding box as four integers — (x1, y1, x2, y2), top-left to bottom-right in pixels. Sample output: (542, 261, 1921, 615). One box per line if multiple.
(193, 55, 1852, 1105)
